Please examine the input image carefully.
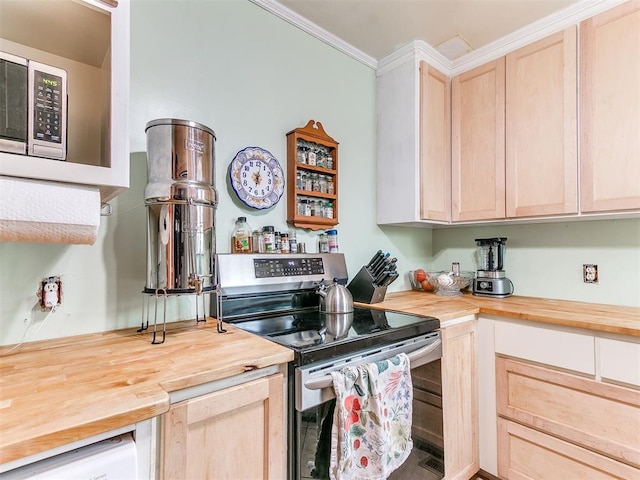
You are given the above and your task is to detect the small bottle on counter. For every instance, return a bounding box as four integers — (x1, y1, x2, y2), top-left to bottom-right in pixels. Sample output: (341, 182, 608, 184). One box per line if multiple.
(232, 217, 252, 253)
(327, 229, 339, 253)
(280, 233, 290, 254)
(253, 230, 263, 253)
(318, 233, 329, 253)
(263, 226, 275, 252)
(274, 231, 281, 253)
(288, 229, 297, 254)
(452, 262, 460, 276)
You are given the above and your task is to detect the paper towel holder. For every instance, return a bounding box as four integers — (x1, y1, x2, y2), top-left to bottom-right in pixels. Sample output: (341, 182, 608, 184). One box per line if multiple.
(100, 203, 112, 216)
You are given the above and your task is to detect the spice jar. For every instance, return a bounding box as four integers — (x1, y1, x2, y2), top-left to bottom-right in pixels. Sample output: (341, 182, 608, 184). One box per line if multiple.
(263, 226, 275, 252)
(288, 230, 297, 254)
(318, 233, 329, 253)
(280, 233, 290, 253)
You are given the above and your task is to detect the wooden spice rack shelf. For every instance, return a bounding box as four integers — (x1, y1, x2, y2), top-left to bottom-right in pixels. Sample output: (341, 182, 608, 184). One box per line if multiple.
(286, 120, 339, 231)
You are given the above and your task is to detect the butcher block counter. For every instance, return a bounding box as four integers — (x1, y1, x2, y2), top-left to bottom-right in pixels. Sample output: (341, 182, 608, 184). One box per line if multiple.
(1, 293, 638, 469)
(358, 291, 640, 337)
(0, 321, 293, 466)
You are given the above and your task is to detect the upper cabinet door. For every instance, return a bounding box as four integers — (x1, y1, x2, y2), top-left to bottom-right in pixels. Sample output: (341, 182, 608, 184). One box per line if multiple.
(580, 0, 640, 213)
(420, 61, 451, 222)
(452, 58, 506, 222)
(505, 27, 578, 218)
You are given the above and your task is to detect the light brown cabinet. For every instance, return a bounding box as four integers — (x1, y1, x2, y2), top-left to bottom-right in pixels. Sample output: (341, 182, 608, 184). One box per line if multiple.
(160, 373, 285, 480)
(505, 27, 578, 218)
(496, 356, 640, 479)
(441, 320, 479, 480)
(580, 0, 640, 213)
(419, 61, 451, 222)
(451, 28, 578, 222)
(452, 58, 505, 221)
(286, 120, 338, 231)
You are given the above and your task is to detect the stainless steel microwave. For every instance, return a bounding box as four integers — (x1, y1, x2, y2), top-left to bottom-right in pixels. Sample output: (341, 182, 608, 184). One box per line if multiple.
(0, 51, 67, 160)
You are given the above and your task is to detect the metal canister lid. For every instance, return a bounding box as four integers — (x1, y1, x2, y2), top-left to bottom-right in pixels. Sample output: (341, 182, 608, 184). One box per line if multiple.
(145, 118, 216, 139)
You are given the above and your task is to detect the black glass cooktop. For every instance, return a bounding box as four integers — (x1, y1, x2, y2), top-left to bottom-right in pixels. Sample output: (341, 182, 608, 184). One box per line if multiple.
(232, 307, 440, 366)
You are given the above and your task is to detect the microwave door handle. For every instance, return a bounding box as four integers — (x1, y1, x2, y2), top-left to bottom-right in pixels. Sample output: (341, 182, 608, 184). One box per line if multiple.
(303, 338, 442, 391)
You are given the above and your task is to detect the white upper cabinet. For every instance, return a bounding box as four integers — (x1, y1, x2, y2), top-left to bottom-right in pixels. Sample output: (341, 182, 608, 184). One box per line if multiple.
(0, 0, 130, 202)
(580, 0, 640, 213)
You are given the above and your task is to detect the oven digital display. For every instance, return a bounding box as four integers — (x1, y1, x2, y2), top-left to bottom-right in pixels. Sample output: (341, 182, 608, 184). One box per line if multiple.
(254, 257, 324, 278)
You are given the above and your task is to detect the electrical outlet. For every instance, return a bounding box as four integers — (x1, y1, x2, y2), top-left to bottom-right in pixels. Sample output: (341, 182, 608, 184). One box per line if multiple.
(583, 264, 598, 284)
(39, 276, 62, 309)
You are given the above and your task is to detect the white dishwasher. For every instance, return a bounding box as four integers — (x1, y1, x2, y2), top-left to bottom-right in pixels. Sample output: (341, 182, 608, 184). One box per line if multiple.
(0, 434, 137, 479)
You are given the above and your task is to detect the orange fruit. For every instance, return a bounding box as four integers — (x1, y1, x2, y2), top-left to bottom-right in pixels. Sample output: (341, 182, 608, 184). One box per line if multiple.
(421, 279, 434, 291)
(414, 269, 427, 283)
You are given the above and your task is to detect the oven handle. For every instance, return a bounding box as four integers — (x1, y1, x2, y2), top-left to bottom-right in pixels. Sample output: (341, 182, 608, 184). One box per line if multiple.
(303, 338, 442, 391)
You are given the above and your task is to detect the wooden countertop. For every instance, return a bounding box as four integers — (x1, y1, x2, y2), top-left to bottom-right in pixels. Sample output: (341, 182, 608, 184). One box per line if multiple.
(0, 320, 293, 465)
(1, 292, 638, 468)
(358, 291, 640, 337)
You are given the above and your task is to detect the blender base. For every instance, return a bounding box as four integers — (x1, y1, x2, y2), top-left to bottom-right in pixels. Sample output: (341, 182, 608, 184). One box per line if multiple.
(473, 277, 513, 297)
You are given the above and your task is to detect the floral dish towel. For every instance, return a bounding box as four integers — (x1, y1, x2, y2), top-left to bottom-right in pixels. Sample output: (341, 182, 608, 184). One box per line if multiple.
(329, 352, 413, 480)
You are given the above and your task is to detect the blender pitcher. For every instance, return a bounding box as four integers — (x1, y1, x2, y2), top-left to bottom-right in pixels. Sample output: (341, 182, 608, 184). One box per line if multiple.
(475, 237, 507, 274)
(473, 237, 513, 297)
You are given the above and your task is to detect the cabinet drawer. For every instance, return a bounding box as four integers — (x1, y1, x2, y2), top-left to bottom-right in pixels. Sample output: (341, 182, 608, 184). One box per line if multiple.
(495, 320, 594, 374)
(498, 418, 639, 480)
(600, 337, 640, 387)
(497, 356, 640, 467)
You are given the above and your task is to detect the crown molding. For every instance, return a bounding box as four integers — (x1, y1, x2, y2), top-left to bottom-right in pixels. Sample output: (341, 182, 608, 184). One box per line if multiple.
(449, 0, 629, 76)
(376, 40, 453, 76)
(250, 0, 378, 69)
(252, 0, 627, 76)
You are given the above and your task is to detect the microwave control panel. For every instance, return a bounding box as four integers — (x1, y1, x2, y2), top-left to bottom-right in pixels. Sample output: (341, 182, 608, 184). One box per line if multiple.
(33, 70, 63, 144)
(28, 59, 67, 160)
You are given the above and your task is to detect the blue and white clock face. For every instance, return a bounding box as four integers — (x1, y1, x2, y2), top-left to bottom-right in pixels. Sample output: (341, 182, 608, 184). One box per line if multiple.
(230, 147, 284, 209)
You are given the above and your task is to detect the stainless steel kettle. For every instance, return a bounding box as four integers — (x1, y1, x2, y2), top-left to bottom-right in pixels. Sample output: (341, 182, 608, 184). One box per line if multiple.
(317, 278, 353, 314)
(317, 279, 354, 339)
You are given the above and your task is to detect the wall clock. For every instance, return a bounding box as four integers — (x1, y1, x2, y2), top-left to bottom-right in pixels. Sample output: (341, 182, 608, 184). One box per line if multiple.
(230, 146, 285, 209)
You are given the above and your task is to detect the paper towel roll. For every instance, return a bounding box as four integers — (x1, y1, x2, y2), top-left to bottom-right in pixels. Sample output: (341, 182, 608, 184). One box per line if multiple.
(0, 176, 101, 245)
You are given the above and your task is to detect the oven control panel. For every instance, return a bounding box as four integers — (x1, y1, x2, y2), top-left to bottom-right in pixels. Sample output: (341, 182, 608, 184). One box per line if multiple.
(254, 257, 325, 278)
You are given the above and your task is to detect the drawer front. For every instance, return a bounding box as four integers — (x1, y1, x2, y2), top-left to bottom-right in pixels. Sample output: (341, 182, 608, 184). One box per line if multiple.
(497, 356, 640, 467)
(498, 419, 639, 480)
(600, 337, 640, 387)
(494, 320, 595, 374)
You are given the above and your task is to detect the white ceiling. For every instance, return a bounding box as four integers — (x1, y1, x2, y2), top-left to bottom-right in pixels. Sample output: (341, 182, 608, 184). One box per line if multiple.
(274, 0, 580, 61)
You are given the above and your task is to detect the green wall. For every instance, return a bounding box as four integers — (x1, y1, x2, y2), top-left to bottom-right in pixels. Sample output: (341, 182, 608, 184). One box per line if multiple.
(0, 0, 637, 346)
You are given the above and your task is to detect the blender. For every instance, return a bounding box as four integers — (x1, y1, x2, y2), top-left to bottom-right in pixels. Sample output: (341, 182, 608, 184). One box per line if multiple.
(473, 237, 513, 297)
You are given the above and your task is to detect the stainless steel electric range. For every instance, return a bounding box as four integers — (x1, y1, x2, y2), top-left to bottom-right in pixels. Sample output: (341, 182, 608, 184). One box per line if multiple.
(213, 253, 444, 480)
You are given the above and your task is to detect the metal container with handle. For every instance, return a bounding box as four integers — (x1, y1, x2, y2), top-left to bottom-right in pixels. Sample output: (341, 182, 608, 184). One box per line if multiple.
(317, 278, 353, 337)
(144, 119, 218, 294)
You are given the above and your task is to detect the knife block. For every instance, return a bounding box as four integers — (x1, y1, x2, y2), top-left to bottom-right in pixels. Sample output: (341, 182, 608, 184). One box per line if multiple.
(347, 266, 388, 304)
